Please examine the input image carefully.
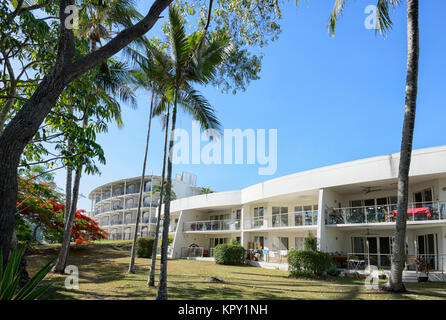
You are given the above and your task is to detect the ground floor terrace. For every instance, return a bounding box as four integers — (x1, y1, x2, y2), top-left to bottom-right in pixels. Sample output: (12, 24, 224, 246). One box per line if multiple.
(26, 242, 446, 300)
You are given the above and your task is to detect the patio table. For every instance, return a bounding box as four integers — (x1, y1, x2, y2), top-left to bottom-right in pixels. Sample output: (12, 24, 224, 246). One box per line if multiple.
(347, 259, 365, 271)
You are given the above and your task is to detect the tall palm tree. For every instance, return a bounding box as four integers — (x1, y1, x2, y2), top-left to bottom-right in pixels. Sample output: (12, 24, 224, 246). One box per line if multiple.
(154, 6, 233, 300)
(125, 39, 172, 274)
(127, 89, 156, 274)
(148, 99, 170, 286)
(53, 59, 135, 273)
(328, 0, 418, 292)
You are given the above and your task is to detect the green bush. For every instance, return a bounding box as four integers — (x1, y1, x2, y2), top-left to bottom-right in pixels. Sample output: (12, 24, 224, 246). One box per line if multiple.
(214, 243, 245, 265)
(287, 250, 332, 277)
(304, 232, 317, 251)
(136, 237, 154, 258)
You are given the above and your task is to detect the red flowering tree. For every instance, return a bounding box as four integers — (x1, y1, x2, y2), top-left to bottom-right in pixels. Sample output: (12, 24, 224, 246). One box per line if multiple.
(16, 167, 107, 245)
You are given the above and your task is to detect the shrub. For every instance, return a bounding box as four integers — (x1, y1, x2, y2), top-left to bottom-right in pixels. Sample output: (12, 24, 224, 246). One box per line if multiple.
(327, 264, 340, 277)
(304, 232, 317, 251)
(136, 237, 154, 258)
(287, 249, 332, 277)
(214, 243, 245, 265)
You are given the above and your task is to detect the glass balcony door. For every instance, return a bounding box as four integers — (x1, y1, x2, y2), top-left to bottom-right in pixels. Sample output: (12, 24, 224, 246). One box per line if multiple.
(272, 207, 288, 227)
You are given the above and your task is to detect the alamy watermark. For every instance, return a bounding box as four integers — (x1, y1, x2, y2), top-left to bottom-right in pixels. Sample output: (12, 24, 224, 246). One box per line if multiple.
(64, 265, 79, 290)
(171, 121, 278, 175)
(364, 265, 380, 290)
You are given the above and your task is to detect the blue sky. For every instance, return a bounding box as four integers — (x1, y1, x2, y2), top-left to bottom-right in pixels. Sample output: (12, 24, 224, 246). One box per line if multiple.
(56, 1, 446, 210)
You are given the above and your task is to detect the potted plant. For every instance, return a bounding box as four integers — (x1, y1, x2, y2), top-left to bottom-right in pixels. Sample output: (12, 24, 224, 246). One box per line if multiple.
(416, 256, 430, 282)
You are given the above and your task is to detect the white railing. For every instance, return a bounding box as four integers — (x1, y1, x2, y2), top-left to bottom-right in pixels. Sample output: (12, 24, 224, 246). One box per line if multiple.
(343, 253, 446, 273)
(326, 201, 446, 225)
(183, 219, 240, 232)
(244, 211, 318, 230)
(180, 247, 214, 258)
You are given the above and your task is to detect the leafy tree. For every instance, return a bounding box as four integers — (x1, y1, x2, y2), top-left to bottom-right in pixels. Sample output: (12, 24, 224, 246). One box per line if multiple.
(0, 0, 294, 267)
(328, 0, 419, 292)
(16, 167, 108, 245)
(200, 187, 213, 194)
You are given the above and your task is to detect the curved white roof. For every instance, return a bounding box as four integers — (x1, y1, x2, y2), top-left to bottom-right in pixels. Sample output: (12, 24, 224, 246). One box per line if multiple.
(170, 145, 446, 212)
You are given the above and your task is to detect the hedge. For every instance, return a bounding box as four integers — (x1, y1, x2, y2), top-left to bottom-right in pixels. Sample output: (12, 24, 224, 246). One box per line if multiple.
(214, 243, 245, 265)
(136, 237, 154, 258)
(287, 250, 332, 277)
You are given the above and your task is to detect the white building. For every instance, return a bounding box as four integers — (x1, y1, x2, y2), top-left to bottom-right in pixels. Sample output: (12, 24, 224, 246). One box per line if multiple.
(88, 172, 201, 240)
(168, 145, 446, 278)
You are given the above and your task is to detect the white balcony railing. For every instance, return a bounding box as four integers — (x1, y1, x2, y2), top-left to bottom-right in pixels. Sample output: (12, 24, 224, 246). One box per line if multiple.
(180, 247, 215, 258)
(183, 219, 240, 232)
(326, 201, 446, 225)
(244, 211, 318, 230)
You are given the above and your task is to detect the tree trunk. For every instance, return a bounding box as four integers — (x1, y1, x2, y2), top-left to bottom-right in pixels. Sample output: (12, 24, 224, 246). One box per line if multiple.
(53, 113, 88, 274)
(65, 107, 73, 225)
(53, 163, 82, 273)
(128, 90, 155, 273)
(385, 0, 419, 293)
(0, 0, 171, 264)
(148, 103, 170, 287)
(65, 167, 72, 225)
(156, 98, 178, 300)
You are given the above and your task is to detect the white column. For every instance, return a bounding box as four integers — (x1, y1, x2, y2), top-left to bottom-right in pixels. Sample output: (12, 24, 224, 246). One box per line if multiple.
(317, 188, 326, 252)
(240, 206, 247, 248)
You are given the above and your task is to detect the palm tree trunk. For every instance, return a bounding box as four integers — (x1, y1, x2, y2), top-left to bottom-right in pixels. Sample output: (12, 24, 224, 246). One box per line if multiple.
(53, 162, 82, 273)
(386, 0, 419, 292)
(128, 90, 155, 273)
(156, 97, 178, 300)
(148, 103, 170, 287)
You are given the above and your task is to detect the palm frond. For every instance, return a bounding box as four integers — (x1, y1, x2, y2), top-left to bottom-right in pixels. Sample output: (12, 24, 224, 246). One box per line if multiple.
(167, 6, 190, 73)
(328, 0, 346, 37)
(178, 87, 221, 133)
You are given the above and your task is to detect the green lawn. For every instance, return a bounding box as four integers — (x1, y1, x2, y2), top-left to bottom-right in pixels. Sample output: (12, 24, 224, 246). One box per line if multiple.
(26, 241, 446, 300)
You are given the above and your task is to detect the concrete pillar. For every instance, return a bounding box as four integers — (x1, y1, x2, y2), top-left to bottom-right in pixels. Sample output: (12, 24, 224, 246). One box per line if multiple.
(317, 189, 326, 252)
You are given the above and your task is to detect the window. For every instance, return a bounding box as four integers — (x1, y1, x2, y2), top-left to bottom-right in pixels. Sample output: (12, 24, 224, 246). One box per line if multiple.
(413, 187, 433, 207)
(272, 237, 289, 250)
(144, 181, 152, 192)
(254, 236, 264, 249)
(272, 207, 288, 227)
(304, 205, 313, 225)
(127, 184, 136, 194)
(253, 207, 264, 227)
(210, 237, 229, 247)
(295, 237, 305, 250)
(294, 206, 303, 226)
(313, 205, 318, 224)
(351, 200, 362, 207)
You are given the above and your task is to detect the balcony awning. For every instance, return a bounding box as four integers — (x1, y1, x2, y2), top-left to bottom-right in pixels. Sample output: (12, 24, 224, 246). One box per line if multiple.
(392, 207, 431, 218)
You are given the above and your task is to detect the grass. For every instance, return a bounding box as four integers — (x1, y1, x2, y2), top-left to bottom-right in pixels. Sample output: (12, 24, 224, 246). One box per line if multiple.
(25, 241, 446, 300)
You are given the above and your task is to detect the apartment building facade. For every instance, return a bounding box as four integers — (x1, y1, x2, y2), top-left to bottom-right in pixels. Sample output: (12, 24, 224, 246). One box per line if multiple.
(88, 172, 202, 240)
(168, 146, 446, 274)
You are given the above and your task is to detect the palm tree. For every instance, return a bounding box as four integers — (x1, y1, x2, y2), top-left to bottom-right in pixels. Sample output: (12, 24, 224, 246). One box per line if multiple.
(54, 0, 140, 274)
(148, 99, 170, 286)
(127, 89, 155, 274)
(328, 0, 418, 292)
(53, 59, 135, 273)
(154, 6, 232, 300)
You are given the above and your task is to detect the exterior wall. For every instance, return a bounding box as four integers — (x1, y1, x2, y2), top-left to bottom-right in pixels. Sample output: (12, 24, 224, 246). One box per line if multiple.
(166, 146, 446, 274)
(88, 174, 202, 239)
